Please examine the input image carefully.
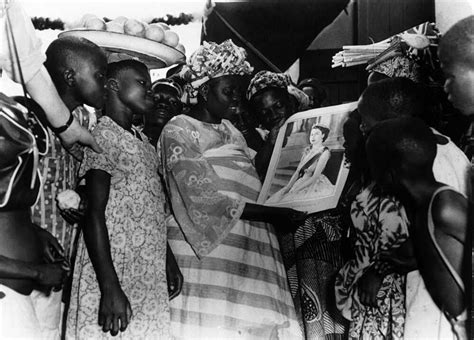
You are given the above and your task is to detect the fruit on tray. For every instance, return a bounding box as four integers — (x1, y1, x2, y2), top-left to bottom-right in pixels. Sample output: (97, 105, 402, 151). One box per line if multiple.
(145, 23, 165, 42)
(78, 14, 183, 49)
(124, 18, 146, 38)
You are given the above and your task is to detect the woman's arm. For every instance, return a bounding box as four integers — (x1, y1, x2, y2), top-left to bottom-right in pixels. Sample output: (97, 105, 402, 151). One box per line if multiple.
(241, 203, 307, 232)
(83, 169, 131, 336)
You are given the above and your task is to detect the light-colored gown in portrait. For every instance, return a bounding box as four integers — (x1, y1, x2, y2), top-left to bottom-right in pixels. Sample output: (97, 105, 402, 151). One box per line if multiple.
(158, 114, 302, 340)
(268, 146, 334, 203)
(66, 116, 170, 340)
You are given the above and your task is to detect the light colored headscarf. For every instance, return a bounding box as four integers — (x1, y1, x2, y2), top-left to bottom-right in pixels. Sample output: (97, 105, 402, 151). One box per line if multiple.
(179, 39, 253, 104)
(246, 70, 310, 111)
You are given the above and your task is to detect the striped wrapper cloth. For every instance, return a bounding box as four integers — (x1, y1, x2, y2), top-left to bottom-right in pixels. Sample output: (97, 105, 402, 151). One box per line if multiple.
(159, 114, 303, 339)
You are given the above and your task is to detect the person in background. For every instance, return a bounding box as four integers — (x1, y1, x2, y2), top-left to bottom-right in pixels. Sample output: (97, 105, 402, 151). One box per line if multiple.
(0, 93, 70, 339)
(247, 70, 308, 180)
(335, 110, 409, 339)
(438, 15, 474, 118)
(41, 36, 107, 257)
(144, 77, 184, 147)
(357, 78, 471, 339)
(143, 76, 184, 302)
(66, 59, 171, 338)
(438, 15, 474, 163)
(159, 39, 304, 339)
(297, 78, 328, 109)
(1, 2, 104, 338)
(368, 52, 471, 146)
(248, 70, 348, 339)
(366, 117, 469, 340)
(358, 77, 471, 197)
(19, 36, 107, 339)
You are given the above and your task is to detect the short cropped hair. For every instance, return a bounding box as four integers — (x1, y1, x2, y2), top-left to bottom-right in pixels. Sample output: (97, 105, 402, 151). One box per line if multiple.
(439, 15, 474, 68)
(45, 36, 105, 87)
(106, 59, 148, 80)
(366, 117, 437, 182)
(358, 77, 426, 122)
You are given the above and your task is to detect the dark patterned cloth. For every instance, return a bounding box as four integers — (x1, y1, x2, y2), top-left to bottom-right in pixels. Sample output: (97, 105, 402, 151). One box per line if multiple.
(278, 210, 349, 340)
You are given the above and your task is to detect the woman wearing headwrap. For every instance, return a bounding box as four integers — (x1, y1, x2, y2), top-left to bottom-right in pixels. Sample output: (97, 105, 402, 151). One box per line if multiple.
(248, 71, 349, 339)
(246, 70, 309, 180)
(158, 39, 304, 339)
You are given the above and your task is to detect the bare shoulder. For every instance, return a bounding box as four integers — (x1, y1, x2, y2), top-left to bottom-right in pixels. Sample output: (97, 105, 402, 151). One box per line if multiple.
(431, 189, 468, 241)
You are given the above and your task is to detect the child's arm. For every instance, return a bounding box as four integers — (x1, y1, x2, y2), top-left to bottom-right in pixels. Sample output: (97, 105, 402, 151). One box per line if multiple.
(0, 254, 67, 289)
(83, 169, 132, 336)
(427, 190, 469, 317)
(356, 266, 385, 307)
(377, 238, 418, 274)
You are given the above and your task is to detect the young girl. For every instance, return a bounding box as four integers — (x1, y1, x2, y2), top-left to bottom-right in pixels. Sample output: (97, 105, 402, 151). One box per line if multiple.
(335, 111, 409, 340)
(66, 60, 170, 339)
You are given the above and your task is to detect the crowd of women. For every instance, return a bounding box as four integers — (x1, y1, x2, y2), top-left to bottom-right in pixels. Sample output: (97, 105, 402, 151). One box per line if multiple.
(0, 1, 472, 339)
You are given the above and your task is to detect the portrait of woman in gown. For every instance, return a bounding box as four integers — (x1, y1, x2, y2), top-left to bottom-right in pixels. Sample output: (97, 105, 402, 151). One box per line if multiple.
(267, 123, 335, 203)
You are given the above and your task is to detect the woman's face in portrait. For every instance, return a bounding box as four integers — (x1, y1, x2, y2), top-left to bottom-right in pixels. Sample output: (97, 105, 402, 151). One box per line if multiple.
(309, 127, 324, 145)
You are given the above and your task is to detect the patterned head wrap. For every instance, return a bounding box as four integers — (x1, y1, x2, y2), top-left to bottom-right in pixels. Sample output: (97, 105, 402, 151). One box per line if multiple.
(246, 70, 310, 111)
(370, 55, 422, 83)
(179, 39, 253, 103)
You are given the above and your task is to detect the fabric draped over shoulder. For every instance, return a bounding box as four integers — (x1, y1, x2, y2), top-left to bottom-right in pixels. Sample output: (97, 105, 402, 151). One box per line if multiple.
(158, 114, 256, 258)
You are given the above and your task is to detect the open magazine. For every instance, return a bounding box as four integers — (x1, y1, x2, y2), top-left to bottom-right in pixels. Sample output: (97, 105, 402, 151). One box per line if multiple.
(257, 102, 357, 213)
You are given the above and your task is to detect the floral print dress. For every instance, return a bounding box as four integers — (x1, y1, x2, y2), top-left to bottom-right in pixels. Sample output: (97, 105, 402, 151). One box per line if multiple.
(335, 183, 408, 339)
(66, 116, 170, 340)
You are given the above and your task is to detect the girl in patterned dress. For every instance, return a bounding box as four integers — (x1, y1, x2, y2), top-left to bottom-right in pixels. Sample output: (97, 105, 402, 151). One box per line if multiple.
(334, 111, 408, 340)
(66, 60, 170, 339)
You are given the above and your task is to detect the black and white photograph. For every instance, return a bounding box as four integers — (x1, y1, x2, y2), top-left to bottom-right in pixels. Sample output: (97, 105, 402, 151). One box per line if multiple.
(0, 0, 472, 339)
(258, 102, 354, 214)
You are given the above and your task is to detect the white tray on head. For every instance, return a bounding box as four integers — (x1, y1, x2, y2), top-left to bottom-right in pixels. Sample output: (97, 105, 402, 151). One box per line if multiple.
(58, 29, 185, 69)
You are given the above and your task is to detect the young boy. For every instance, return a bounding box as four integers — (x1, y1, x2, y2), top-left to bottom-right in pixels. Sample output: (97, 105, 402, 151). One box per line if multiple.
(27, 35, 107, 338)
(439, 15, 474, 118)
(366, 117, 469, 340)
(439, 15, 474, 174)
(66, 59, 170, 339)
(0, 94, 69, 340)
